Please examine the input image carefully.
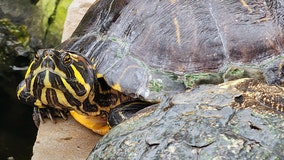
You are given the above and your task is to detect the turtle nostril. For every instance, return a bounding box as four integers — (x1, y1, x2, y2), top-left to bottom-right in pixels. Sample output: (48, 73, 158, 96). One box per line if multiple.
(43, 50, 54, 58)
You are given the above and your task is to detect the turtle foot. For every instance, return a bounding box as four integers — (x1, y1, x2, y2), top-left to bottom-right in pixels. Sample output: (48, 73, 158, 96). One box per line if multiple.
(108, 101, 155, 127)
(32, 107, 69, 127)
(70, 111, 109, 136)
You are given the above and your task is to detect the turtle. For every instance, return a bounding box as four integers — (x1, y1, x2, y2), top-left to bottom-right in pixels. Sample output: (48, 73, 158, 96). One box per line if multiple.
(17, 0, 284, 139)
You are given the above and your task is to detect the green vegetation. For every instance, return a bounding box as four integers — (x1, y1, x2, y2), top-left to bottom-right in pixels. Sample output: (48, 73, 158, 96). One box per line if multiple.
(149, 79, 163, 92)
(184, 73, 223, 88)
(0, 18, 30, 47)
(35, 0, 73, 46)
(0, 18, 31, 70)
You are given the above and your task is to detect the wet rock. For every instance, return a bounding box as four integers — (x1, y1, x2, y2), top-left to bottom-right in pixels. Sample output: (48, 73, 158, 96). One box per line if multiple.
(1, 0, 72, 48)
(29, 0, 73, 47)
(0, 18, 33, 71)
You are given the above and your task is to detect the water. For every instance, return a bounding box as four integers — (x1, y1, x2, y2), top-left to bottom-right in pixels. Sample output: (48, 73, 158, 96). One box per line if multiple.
(0, 70, 37, 160)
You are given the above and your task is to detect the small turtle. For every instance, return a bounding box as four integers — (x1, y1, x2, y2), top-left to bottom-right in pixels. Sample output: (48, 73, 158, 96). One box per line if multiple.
(17, 0, 284, 139)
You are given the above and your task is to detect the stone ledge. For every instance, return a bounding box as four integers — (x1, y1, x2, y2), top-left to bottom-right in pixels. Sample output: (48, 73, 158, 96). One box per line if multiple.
(32, 117, 102, 160)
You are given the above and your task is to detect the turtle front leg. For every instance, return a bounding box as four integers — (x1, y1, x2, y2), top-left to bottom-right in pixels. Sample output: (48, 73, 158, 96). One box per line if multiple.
(70, 111, 110, 136)
(17, 80, 68, 126)
(108, 101, 156, 127)
(17, 80, 38, 107)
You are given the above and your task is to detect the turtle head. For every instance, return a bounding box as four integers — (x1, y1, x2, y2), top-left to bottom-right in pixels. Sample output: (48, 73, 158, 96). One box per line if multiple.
(18, 49, 96, 112)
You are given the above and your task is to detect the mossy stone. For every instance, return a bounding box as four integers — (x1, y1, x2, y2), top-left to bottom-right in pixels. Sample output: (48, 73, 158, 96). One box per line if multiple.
(32, 0, 72, 47)
(0, 18, 32, 70)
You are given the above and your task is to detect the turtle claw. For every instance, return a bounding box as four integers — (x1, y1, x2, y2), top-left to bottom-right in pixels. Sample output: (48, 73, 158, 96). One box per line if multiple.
(46, 109, 55, 123)
(32, 107, 69, 128)
(59, 111, 68, 120)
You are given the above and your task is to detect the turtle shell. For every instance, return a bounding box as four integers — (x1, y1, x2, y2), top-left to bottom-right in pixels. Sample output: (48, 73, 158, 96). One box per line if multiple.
(59, 0, 284, 99)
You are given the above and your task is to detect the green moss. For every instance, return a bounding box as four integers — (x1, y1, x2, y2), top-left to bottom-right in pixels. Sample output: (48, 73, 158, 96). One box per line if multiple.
(164, 72, 179, 81)
(36, 0, 56, 32)
(223, 66, 265, 82)
(46, 0, 73, 43)
(223, 67, 245, 81)
(149, 79, 163, 92)
(184, 73, 223, 88)
(0, 18, 31, 70)
(35, 0, 72, 46)
(0, 18, 30, 47)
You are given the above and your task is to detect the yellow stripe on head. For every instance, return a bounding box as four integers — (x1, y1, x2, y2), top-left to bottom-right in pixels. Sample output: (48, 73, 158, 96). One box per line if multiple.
(60, 77, 90, 100)
(55, 89, 73, 108)
(69, 64, 92, 101)
(54, 67, 67, 79)
(43, 71, 52, 88)
(71, 64, 87, 85)
(17, 83, 26, 99)
(34, 99, 45, 108)
(25, 61, 34, 79)
(40, 88, 48, 105)
(30, 75, 36, 96)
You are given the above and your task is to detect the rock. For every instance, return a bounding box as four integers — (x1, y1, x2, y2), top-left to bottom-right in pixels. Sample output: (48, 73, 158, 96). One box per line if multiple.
(32, 117, 101, 160)
(0, 21, 35, 155)
(31, 0, 73, 47)
(0, 0, 36, 23)
(0, 18, 32, 71)
(61, 0, 97, 42)
(88, 78, 284, 159)
(1, 0, 72, 48)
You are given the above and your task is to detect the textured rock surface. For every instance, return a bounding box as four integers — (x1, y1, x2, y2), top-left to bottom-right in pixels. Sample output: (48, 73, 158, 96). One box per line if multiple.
(32, 117, 101, 160)
(88, 79, 284, 159)
(1, 0, 72, 48)
(32, 0, 73, 47)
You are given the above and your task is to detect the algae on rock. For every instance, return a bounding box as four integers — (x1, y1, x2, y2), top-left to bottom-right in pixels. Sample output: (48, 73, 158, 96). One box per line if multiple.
(0, 18, 32, 71)
(31, 0, 73, 47)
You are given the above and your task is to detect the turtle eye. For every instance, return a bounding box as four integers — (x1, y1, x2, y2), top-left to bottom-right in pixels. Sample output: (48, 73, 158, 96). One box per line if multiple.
(34, 53, 39, 62)
(63, 54, 72, 65)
